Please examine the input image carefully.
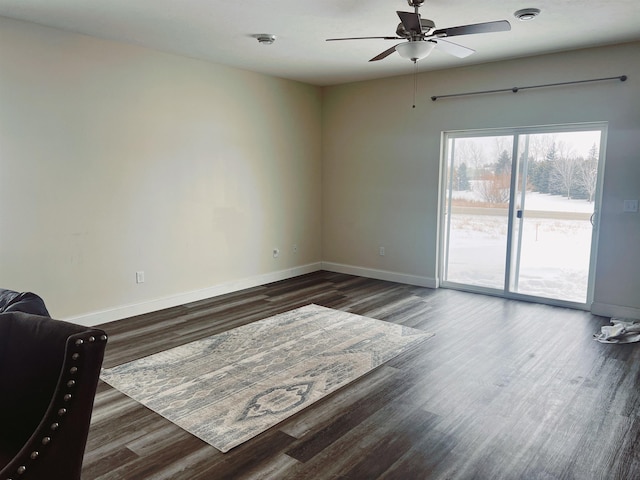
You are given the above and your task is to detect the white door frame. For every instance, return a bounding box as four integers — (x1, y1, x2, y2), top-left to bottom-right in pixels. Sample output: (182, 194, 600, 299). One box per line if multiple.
(438, 122, 608, 310)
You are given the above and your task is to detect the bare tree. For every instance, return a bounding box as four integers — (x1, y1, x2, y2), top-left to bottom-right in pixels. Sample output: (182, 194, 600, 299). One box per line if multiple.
(474, 172, 510, 204)
(455, 139, 487, 178)
(576, 143, 599, 202)
(550, 154, 580, 199)
(526, 133, 555, 162)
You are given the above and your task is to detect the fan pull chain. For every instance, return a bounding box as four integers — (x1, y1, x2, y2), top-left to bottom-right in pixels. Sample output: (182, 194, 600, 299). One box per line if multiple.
(412, 61, 418, 108)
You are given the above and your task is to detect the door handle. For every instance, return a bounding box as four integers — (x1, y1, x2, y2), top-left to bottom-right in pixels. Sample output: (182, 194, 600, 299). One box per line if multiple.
(590, 212, 596, 226)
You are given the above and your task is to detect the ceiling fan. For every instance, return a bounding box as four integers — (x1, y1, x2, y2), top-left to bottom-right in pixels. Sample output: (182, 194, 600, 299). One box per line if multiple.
(326, 0, 511, 63)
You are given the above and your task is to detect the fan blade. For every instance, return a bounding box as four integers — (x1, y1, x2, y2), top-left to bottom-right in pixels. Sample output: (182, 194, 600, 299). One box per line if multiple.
(369, 44, 401, 62)
(433, 20, 511, 38)
(397, 11, 422, 34)
(326, 36, 400, 41)
(432, 38, 475, 58)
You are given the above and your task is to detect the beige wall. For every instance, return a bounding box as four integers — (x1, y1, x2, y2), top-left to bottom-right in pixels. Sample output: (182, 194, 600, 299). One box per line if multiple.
(1, 15, 638, 323)
(0, 17, 323, 322)
(322, 42, 640, 317)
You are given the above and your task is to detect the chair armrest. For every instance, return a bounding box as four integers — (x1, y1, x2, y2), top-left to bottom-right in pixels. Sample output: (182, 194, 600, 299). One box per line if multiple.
(0, 313, 107, 479)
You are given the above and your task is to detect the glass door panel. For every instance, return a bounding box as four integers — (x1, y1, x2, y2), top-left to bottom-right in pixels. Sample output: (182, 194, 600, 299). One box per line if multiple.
(443, 135, 513, 290)
(510, 131, 601, 303)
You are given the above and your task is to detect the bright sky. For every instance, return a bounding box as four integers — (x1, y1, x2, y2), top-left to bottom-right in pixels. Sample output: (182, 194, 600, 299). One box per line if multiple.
(450, 129, 602, 165)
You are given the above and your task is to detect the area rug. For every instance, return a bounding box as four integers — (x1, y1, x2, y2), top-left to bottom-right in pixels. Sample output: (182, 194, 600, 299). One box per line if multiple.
(100, 304, 434, 452)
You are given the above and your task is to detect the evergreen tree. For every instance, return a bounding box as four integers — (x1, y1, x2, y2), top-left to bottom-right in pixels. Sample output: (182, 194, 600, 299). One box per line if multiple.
(495, 150, 511, 176)
(458, 162, 470, 190)
(544, 142, 559, 194)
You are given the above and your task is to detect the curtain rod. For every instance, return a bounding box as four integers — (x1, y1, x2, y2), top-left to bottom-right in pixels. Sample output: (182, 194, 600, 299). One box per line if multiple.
(430, 75, 627, 102)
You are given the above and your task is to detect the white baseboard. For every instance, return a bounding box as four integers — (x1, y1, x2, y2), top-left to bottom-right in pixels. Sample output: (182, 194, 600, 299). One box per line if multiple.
(65, 263, 323, 327)
(68, 262, 636, 327)
(321, 262, 438, 289)
(591, 302, 640, 320)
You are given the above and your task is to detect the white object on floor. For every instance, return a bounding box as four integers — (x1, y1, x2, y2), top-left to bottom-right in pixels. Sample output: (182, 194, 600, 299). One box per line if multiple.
(594, 318, 640, 344)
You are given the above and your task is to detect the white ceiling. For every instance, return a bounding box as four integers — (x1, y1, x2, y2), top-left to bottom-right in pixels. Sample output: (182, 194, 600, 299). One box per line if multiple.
(0, 0, 638, 86)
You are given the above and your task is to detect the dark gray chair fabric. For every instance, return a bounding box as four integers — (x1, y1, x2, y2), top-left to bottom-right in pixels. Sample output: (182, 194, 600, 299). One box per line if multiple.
(0, 292, 107, 480)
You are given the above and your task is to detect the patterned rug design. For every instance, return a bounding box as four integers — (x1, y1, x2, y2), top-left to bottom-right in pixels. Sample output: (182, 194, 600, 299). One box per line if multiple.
(100, 304, 434, 452)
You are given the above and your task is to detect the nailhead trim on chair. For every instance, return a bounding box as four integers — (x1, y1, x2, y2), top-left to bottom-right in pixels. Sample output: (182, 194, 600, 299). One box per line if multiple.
(3, 332, 107, 480)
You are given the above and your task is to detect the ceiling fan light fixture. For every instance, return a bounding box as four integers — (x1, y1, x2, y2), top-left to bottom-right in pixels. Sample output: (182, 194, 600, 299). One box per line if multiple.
(395, 41, 435, 61)
(514, 8, 541, 21)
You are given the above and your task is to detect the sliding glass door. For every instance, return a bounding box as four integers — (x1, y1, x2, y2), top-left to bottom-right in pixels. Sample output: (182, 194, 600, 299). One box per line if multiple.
(440, 124, 606, 308)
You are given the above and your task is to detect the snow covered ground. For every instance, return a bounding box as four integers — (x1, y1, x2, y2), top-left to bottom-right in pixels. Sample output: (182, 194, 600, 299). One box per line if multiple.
(516, 191, 595, 213)
(445, 190, 595, 303)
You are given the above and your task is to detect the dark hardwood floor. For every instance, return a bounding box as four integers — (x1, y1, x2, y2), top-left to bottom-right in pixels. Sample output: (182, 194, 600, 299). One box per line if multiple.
(82, 271, 640, 479)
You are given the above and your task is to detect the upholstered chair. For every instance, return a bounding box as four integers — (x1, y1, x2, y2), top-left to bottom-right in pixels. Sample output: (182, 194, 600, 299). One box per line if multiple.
(0, 311, 107, 480)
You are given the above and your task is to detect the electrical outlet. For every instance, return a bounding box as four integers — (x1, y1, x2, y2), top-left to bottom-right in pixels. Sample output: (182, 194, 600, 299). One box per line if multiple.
(136, 271, 145, 284)
(273, 248, 280, 258)
(379, 246, 385, 256)
(623, 199, 638, 212)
